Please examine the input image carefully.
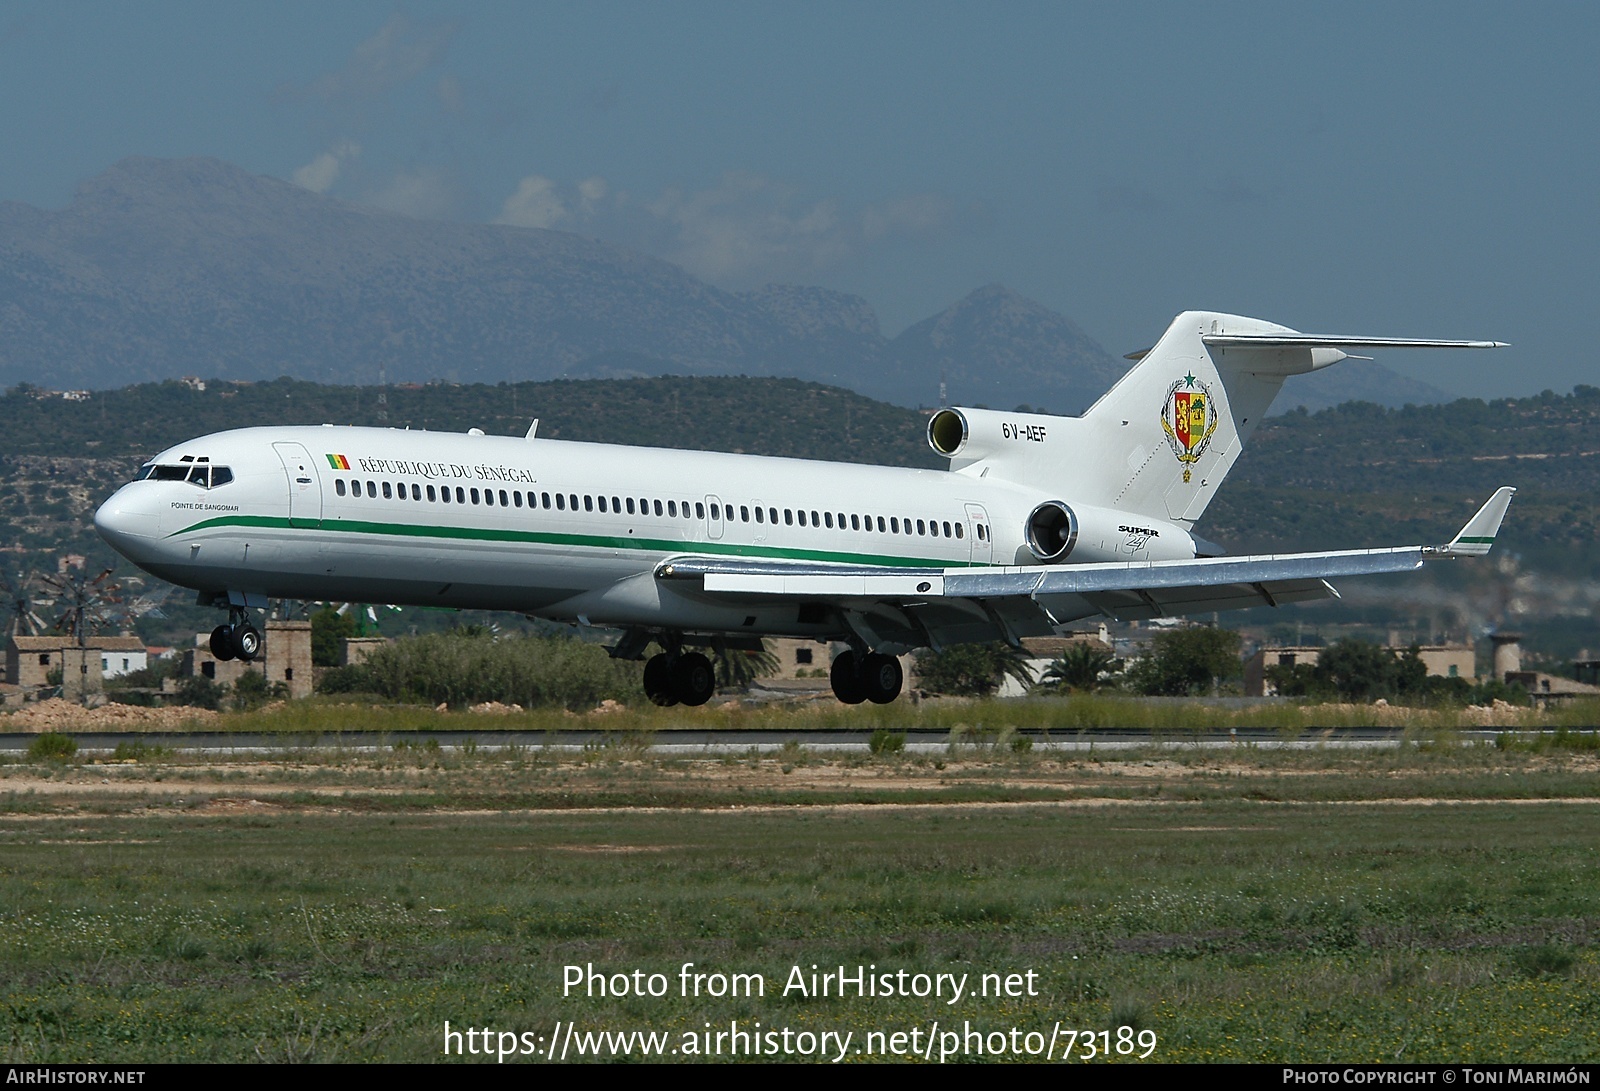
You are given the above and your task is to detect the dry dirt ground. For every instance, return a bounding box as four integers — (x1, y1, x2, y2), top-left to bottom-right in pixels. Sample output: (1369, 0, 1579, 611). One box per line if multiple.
(4, 750, 1599, 818)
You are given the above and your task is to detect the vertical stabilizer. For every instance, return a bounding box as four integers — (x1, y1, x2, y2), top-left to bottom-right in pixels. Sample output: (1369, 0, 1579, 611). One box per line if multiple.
(930, 312, 1503, 530)
(1078, 311, 1340, 526)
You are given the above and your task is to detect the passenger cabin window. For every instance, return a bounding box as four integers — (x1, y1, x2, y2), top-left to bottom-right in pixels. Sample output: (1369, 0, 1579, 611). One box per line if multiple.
(335, 479, 346, 497)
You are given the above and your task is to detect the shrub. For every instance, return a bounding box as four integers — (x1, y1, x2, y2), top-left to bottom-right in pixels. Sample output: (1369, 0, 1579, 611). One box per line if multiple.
(172, 675, 225, 710)
(28, 732, 77, 761)
(322, 631, 643, 710)
(868, 728, 906, 754)
(231, 670, 287, 711)
(111, 740, 167, 761)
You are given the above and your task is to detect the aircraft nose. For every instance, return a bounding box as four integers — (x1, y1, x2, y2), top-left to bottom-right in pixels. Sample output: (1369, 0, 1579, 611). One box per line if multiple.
(94, 491, 163, 553)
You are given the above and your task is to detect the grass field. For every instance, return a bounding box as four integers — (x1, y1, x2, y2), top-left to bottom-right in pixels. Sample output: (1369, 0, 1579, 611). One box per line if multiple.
(3, 735, 1598, 1063)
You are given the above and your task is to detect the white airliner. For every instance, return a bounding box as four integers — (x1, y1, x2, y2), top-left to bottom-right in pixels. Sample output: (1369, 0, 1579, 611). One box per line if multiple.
(94, 310, 1514, 707)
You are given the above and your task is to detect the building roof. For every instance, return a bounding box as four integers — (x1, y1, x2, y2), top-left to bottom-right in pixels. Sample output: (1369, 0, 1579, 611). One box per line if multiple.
(8, 635, 147, 652)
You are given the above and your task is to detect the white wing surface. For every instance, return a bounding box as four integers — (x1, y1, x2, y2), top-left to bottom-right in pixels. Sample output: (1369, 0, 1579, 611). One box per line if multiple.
(655, 488, 1514, 647)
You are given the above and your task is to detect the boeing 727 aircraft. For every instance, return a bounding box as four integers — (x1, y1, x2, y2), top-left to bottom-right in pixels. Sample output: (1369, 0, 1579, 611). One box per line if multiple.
(94, 310, 1514, 706)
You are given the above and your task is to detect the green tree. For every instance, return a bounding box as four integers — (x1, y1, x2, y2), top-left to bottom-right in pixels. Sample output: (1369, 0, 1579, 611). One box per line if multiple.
(712, 641, 779, 690)
(1126, 627, 1242, 696)
(231, 670, 287, 711)
(311, 605, 359, 667)
(1035, 643, 1119, 694)
(914, 642, 1034, 697)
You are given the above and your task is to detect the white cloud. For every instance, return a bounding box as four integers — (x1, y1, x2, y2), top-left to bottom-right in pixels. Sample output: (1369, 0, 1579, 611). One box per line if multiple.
(577, 176, 608, 210)
(307, 14, 459, 102)
(495, 175, 568, 229)
(291, 140, 360, 193)
(490, 169, 957, 282)
(367, 167, 458, 220)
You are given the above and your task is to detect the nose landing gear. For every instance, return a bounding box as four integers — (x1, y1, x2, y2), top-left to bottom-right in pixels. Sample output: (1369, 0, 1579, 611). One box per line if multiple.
(829, 649, 903, 705)
(642, 650, 716, 707)
(208, 610, 262, 663)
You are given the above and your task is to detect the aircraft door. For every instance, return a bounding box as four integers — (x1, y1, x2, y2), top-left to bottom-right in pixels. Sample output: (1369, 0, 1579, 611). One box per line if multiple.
(273, 442, 323, 528)
(964, 503, 992, 565)
(705, 494, 724, 540)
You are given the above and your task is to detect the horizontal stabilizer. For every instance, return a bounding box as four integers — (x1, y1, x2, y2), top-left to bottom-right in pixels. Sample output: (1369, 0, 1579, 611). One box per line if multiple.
(1202, 334, 1509, 350)
(1442, 486, 1516, 557)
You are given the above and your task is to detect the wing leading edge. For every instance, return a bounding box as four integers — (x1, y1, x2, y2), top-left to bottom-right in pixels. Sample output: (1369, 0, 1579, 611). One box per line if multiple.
(655, 488, 1515, 637)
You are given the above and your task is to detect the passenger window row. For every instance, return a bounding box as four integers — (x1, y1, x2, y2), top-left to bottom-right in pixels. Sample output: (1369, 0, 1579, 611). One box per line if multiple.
(332, 478, 969, 541)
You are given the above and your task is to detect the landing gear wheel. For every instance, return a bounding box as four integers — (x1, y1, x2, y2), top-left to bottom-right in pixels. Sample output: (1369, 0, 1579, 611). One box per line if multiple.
(643, 653, 678, 707)
(232, 624, 262, 663)
(210, 625, 236, 662)
(862, 653, 903, 705)
(670, 652, 716, 707)
(830, 650, 866, 705)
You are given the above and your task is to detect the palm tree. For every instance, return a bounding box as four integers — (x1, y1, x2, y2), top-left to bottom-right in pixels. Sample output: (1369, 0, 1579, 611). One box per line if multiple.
(712, 640, 780, 690)
(1036, 643, 1118, 694)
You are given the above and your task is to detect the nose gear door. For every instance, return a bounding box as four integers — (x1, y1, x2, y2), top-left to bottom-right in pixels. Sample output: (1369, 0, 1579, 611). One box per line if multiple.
(273, 442, 323, 528)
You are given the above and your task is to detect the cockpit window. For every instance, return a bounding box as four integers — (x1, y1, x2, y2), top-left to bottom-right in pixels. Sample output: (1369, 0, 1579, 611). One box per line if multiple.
(138, 462, 233, 488)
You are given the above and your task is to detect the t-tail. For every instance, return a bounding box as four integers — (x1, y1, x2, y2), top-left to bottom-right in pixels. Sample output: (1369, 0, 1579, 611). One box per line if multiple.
(927, 310, 1507, 529)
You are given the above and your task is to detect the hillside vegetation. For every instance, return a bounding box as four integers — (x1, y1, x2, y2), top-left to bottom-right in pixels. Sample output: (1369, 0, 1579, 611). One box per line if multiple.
(1, 376, 1593, 645)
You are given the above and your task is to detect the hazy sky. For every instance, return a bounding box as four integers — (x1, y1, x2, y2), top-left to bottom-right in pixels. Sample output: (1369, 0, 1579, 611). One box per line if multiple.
(2, 2, 1594, 399)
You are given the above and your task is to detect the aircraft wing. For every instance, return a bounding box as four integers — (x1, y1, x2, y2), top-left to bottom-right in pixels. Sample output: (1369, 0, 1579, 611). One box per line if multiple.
(656, 488, 1515, 645)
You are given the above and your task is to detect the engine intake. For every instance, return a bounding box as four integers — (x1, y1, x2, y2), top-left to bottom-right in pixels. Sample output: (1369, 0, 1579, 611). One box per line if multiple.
(927, 409, 969, 456)
(1025, 500, 1078, 563)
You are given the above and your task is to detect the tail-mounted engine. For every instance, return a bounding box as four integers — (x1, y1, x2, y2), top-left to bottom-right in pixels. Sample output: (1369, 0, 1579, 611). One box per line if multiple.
(1023, 500, 1195, 564)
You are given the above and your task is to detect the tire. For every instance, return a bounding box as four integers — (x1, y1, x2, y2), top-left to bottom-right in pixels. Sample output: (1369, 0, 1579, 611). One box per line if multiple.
(643, 653, 677, 707)
(210, 625, 236, 662)
(830, 650, 866, 704)
(671, 652, 716, 707)
(233, 624, 262, 662)
(862, 653, 903, 704)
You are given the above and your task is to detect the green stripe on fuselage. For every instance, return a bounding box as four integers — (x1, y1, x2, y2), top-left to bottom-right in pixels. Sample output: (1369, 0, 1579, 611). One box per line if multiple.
(166, 514, 981, 569)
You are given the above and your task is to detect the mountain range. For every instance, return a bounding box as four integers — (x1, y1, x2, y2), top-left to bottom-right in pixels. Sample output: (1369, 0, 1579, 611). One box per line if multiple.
(0, 156, 1448, 414)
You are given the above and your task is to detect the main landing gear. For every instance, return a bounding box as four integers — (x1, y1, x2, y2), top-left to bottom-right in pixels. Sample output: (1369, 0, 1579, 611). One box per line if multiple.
(209, 610, 262, 663)
(642, 650, 716, 707)
(830, 649, 903, 705)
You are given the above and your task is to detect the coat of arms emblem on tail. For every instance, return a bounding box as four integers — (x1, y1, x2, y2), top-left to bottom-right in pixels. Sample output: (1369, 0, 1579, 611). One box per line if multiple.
(1160, 373, 1218, 483)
